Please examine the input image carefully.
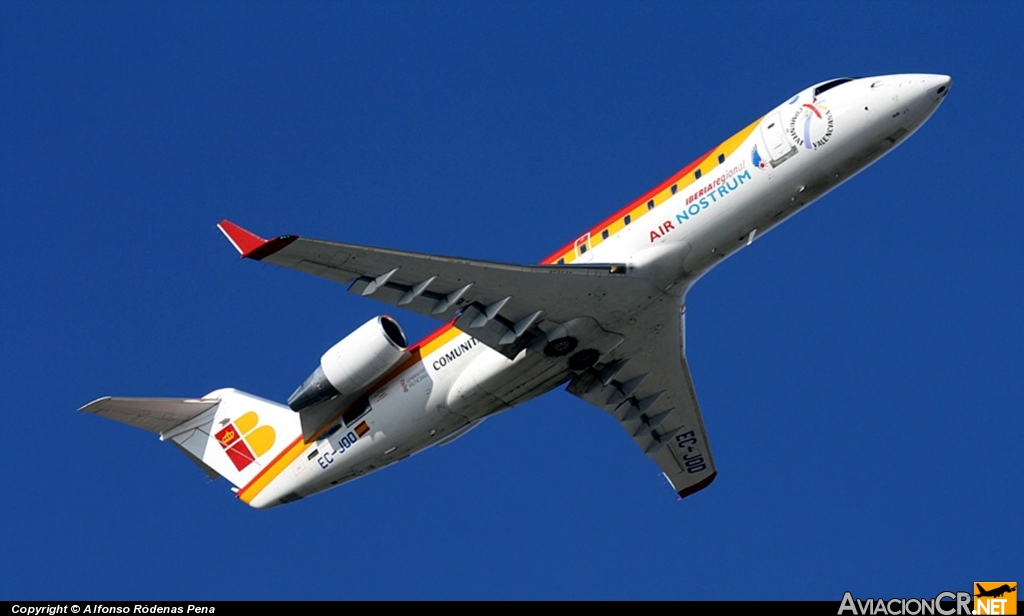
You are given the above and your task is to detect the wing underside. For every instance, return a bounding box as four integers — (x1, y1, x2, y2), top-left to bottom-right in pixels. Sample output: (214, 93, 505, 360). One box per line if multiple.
(217, 221, 716, 498)
(566, 305, 716, 497)
(217, 220, 654, 358)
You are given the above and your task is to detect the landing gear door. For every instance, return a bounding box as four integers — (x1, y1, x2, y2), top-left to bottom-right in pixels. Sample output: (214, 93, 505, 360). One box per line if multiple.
(760, 111, 797, 167)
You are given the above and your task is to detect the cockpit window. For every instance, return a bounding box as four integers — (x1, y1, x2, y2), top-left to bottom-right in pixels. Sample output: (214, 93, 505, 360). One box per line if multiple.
(814, 78, 853, 96)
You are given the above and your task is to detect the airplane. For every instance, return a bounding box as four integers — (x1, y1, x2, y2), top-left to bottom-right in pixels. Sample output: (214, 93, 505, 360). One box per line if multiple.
(82, 74, 951, 509)
(976, 584, 1016, 599)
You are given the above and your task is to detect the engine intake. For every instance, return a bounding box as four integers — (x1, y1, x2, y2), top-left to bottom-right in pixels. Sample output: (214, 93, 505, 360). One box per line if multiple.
(288, 316, 408, 411)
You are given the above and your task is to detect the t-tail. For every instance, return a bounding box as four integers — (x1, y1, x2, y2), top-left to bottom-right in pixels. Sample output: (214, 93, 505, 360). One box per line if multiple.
(80, 388, 302, 505)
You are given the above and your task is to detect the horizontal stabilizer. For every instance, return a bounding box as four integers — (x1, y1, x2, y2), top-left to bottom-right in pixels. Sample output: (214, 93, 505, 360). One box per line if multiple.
(83, 389, 304, 502)
(79, 397, 219, 434)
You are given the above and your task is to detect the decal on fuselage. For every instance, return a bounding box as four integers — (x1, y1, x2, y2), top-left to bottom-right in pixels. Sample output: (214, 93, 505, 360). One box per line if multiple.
(685, 161, 749, 207)
(788, 102, 834, 150)
(751, 144, 766, 169)
(400, 366, 428, 392)
(316, 420, 370, 470)
(649, 161, 752, 241)
(431, 337, 480, 371)
(674, 163, 751, 223)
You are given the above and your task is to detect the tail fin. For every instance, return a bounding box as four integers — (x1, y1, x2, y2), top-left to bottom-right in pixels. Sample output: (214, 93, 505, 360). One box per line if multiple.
(81, 388, 301, 492)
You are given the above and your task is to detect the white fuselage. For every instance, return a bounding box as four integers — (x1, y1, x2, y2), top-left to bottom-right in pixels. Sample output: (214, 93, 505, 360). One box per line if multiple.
(242, 74, 950, 508)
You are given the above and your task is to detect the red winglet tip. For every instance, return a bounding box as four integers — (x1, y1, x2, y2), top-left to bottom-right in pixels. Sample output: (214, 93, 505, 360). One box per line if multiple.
(677, 472, 717, 500)
(217, 219, 298, 260)
(217, 220, 268, 258)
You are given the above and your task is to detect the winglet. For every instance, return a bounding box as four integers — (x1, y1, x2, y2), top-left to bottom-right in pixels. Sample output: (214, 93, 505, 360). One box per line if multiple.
(677, 471, 717, 499)
(217, 220, 298, 260)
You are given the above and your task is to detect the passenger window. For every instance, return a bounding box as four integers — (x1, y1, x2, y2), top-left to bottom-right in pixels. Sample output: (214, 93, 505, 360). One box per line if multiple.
(624, 215, 631, 225)
(671, 184, 678, 195)
(718, 153, 725, 164)
(695, 169, 702, 180)
(647, 199, 655, 210)
(601, 229, 609, 239)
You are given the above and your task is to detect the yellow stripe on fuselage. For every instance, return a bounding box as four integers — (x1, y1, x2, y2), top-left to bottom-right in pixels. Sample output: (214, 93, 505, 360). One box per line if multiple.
(237, 324, 466, 505)
(544, 118, 761, 265)
(237, 435, 305, 505)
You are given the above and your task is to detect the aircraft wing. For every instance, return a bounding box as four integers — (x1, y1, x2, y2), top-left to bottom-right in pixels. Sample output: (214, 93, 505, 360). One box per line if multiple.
(218, 220, 656, 358)
(566, 303, 717, 498)
(218, 221, 716, 498)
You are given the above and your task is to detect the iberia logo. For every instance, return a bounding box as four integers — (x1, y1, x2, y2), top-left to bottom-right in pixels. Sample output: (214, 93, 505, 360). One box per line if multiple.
(215, 411, 276, 471)
(974, 582, 1017, 615)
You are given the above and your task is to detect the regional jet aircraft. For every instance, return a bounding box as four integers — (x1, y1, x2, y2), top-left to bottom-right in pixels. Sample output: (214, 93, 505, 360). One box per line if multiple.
(82, 74, 951, 508)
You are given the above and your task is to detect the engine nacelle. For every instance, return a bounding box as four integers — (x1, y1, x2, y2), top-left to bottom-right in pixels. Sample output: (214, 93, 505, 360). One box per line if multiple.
(287, 316, 408, 411)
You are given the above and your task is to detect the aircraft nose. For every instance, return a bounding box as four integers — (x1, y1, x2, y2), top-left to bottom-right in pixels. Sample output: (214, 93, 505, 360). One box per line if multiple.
(907, 74, 952, 125)
(868, 73, 951, 131)
(903, 73, 952, 109)
(922, 74, 952, 101)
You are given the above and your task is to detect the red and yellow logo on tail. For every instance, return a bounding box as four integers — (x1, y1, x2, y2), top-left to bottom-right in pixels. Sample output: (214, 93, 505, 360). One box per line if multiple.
(215, 411, 276, 471)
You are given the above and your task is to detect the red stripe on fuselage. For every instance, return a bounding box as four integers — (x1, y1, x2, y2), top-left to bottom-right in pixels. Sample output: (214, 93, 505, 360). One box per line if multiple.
(541, 147, 716, 264)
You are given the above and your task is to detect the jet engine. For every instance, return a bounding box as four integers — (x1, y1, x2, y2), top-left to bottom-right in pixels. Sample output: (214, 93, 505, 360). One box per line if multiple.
(287, 316, 408, 411)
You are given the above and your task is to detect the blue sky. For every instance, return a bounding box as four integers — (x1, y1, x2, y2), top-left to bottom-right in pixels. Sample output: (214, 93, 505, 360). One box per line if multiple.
(1, 2, 1020, 600)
